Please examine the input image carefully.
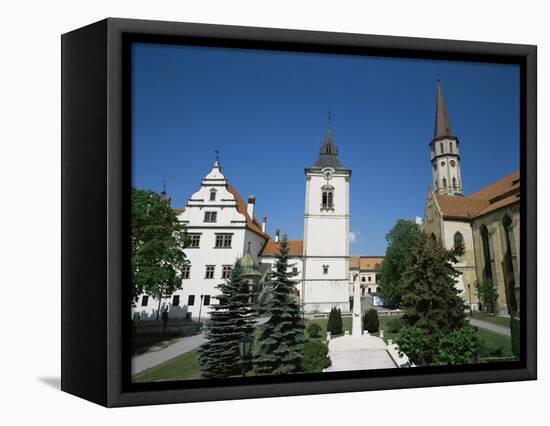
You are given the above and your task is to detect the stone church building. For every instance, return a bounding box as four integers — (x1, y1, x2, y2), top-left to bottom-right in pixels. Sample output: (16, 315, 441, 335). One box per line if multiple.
(422, 80, 520, 316)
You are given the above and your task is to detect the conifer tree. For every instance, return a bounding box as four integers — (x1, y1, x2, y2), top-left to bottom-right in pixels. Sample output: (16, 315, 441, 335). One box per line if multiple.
(254, 235, 305, 375)
(398, 232, 467, 365)
(199, 260, 256, 378)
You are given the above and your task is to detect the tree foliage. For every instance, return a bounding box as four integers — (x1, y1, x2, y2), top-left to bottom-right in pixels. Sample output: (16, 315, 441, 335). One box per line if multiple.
(302, 340, 331, 373)
(131, 188, 189, 318)
(326, 307, 343, 335)
(362, 308, 379, 333)
(438, 326, 478, 365)
(199, 260, 257, 378)
(510, 316, 520, 358)
(396, 326, 428, 365)
(378, 220, 421, 306)
(398, 232, 467, 365)
(254, 236, 305, 375)
(475, 279, 499, 314)
(306, 323, 322, 339)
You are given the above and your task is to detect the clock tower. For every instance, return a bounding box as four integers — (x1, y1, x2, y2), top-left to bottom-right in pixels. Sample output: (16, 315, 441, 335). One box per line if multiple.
(302, 116, 351, 313)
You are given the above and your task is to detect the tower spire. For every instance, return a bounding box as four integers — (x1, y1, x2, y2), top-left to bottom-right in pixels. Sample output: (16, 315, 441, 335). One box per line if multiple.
(434, 79, 453, 138)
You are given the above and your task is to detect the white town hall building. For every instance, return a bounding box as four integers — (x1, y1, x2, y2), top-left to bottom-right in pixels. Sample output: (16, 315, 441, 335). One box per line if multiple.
(133, 121, 364, 320)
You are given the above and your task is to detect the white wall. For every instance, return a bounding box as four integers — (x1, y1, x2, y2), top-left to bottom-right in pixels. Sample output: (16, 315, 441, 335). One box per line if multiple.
(5, 1, 547, 425)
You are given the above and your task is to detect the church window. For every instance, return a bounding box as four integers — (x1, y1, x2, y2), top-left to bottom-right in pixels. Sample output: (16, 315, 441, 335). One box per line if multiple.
(454, 231, 464, 252)
(205, 265, 215, 279)
(442, 178, 447, 188)
(209, 189, 217, 201)
(172, 295, 180, 306)
(182, 265, 191, 279)
(450, 142, 453, 153)
(322, 265, 329, 274)
(441, 161, 445, 167)
(480, 225, 493, 281)
(452, 177, 457, 189)
(450, 160, 456, 167)
(204, 211, 217, 222)
(430, 233, 437, 242)
(141, 295, 149, 306)
(440, 142, 444, 154)
(502, 215, 518, 313)
(321, 188, 334, 209)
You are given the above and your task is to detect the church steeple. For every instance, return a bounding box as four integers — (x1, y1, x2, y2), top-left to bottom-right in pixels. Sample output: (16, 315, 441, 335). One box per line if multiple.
(434, 79, 454, 138)
(429, 79, 463, 196)
(308, 112, 348, 171)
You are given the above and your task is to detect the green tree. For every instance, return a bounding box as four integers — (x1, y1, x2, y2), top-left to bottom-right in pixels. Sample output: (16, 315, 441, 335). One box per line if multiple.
(131, 188, 189, 319)
(199, 260, 257, 378)
(398, 232, 467, 365)
(254, 235, 305, 375)
(438, 326, 478, 365)
(475, 279, 498, 314)
(306, 323, 322, 339)
(396, 326, 428, 365)
(326, 307, 343, 335)
(378, 220, 421, 306)
(302, 340, 331, 373)
(362, 309, 379, 333)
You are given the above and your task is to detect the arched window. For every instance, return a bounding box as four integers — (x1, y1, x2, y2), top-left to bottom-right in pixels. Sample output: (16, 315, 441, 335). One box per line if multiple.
(442, 177, 447, 188)
(321, 187, 334, 209)
(502, 215, 518, 313)
(430, 233, 437, 242)
(450, 142, 453, 153)
(454, 231, 464, 252)
(440, 142, 444, 154)
(480, 225, 493, 281)
(326, 146, 332, 154)
(452, 177, 457, 189)
(209, 189, 217, 201)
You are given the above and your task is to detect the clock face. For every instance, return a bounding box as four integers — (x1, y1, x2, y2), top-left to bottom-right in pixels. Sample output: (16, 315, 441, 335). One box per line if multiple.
(322, 168, 334, 181)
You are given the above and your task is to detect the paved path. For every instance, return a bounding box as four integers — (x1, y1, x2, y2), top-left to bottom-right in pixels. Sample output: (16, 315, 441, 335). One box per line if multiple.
(324, 335, 399, 372)
(132, 333, 206, 375)
(468, 318, 511, 337)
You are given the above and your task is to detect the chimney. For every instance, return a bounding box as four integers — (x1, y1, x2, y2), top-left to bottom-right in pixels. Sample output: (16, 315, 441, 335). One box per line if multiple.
(262, 215, 267, 233)
(275, 228, 280, 243)
(247, 195, 256, 219)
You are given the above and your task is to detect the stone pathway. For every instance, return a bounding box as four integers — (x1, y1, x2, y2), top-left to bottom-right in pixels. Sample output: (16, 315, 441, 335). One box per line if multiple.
(468, 318, 511, 337)
(324, 334, 400, 372)
(132, 333, 206, 375)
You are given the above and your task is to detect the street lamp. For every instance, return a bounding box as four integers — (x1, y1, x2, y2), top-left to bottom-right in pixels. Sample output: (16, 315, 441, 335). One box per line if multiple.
(467, 284, 473, 316)
(197, 294, 204, 325)
(239, 334, 254, 377)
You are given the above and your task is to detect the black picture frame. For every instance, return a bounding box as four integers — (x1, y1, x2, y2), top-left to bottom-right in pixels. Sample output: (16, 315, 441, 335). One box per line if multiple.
(61, 17, 537, 407)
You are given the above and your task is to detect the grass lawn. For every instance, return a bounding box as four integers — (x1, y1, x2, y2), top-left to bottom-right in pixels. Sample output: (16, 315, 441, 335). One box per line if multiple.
(133, 350, 202, 382)
(471, 311, 511, 328)
(304, 317, 352, 340)
(476, 328, 514, 361)
(132, 334, 182, 356)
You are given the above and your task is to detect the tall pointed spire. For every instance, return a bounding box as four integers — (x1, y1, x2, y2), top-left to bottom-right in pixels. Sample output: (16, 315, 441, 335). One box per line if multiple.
(434, 79, 454, 138)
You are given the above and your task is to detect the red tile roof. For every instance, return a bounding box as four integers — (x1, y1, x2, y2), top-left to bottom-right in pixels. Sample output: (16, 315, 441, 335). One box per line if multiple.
(349, 256, 384, 270)
(435, 171, 519, 220)
(260, 240, 303, 257)
(226, 185, 268, 238)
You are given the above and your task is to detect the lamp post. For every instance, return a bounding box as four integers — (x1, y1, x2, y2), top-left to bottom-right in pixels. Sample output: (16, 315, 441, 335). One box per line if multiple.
(467, 284, 473, 316)
(239, 334, 254, 377)
(197, 294, 204, 325)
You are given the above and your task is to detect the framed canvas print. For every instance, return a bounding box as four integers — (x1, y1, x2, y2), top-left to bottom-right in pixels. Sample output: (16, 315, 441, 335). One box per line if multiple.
(61, 18, 537, 407)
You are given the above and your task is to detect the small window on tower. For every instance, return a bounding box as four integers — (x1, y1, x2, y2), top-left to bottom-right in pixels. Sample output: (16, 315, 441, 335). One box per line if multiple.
(209, 189, 217, 201)
(440, 142, 444, 154)
(322, 265, 329, 274)
(442, 178, 447, 188)
(450, 142, 454, 153)
(321, 190, 334, 209)
(452, 177, 457, 189)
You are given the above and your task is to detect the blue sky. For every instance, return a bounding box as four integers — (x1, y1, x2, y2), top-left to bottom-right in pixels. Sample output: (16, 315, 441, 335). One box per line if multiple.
(132, 42, 519, 255)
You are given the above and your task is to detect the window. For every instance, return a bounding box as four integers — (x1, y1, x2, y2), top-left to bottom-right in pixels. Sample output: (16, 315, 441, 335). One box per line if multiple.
(450, 160, 456, 167)
(222, 265, 232, 279)
(480, 225, 493, 281)
(452, 177, 457, 189)
(376, 274, 380, 283)
(141, 295, 149, 306)
(203, 295, 211, 306)
(189, 234, 201, 248)
(215, 234, 232, 248)
(368, 276, 372, 282)
(367, 288, 371, 294)
(322, 265, 329, 274)
(205, 265, 215, 279)
(172, 295, 180, 306)
(361, 276, 365, 282)
(204, 211, 217, 223)
(182, 265, 190, 279)
(188, 295, 195, 306)
(454, 231, 464, 252)
(209, 189, 217, 201)
(441, 161, 445, 167)
(292, 266, 298, 274)
(322, 190, 334, 209)
(442, 177, 447, 188)
(440, 142, 444, 154)
(450, 142, 453, 153)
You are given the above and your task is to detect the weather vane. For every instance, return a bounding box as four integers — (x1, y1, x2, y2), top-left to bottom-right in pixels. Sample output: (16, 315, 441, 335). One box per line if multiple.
(214, 149, 219, 162)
